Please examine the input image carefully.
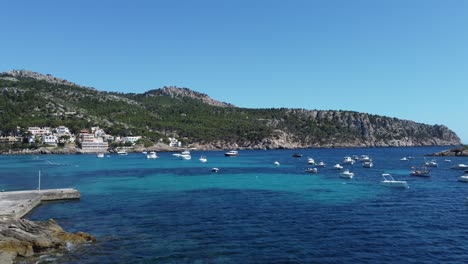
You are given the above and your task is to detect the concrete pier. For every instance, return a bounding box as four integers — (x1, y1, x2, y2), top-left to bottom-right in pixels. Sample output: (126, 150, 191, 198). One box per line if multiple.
(0, 188, 80, 219)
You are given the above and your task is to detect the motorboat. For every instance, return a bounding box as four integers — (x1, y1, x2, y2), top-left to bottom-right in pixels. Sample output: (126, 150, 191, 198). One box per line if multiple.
(199, 156, 208, 163)
(181, 150, 191, 155)
(96, 153, 104, 158)
(380, 173, 409, 188)
(273, 161, 280, 166)
(340, 170, 354, 179)
(451, 164, 468, 170)
(424, 160, 438, 167)
(360, 155, 371, 162)
(352, 155, 359, 160)
(362, 161, 373, 168)
(400, 157, 409, 161)
(444, 159, 452, 163)
(332, 164, 343, 170)
(117, 150, 128, 155)
(211, 168, 219, 173)
(305, 168, 318, 174)
(316, 161, 327, 168)
(343, 156, 355, 165)
(458, 175, 468, 182)
(410, 166, 430, 177)
(225, 150, 238, 157)
(181, 154, 191, 160)
(292, 153, 303, 158)
(307, 157, 315, 165)
(146, 151, 158, 159)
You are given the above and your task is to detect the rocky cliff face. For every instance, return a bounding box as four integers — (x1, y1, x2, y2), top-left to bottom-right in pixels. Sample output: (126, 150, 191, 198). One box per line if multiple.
(144, 86, 234, 107)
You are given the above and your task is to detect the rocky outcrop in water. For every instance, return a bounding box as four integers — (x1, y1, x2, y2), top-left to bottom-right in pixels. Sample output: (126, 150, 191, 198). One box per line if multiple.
(0, 218, 95, 263)
(426, 146, 468, 156)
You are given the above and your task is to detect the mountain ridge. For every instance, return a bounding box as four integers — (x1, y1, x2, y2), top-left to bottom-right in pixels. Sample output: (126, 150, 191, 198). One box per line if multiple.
(0, 69, 461, 149)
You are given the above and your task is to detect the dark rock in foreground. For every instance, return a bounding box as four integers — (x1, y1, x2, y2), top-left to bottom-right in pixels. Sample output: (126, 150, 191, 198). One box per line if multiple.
(0, 218, 95, 263)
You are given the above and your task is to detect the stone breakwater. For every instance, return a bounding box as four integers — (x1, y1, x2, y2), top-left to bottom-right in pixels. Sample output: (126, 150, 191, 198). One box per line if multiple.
(0, 189, 95, 263)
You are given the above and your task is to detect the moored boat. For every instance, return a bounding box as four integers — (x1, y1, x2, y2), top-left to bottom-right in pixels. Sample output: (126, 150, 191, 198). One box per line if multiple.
(147, 151, 158, 159)
(225, 150, 238, 157)
(451, 164, 468, 170)
(410, 166, 430, 177)
(305, 167, 318, 174)
(199, 156, 208, 162)
(362, 161, 373, 168)
(380, 173, 408, 188)
(332, 164, 343, 170)
(340, 170, 354, 179)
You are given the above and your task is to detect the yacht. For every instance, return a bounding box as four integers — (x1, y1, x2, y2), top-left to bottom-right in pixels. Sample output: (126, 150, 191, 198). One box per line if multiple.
(96, 153, 104, 158)
(305, 167, 318, 174)
(340, 170, 354, 179)
(451, 164, 468, 170)
(362, 161, 373, 168)
(307, 157, 315, 165)
(381, 173, 409, 188)
(117, 150, 128, 155)
(199, 156, 208, 163)
(147, 151, 158, 159)
(316, 161, 327, 168)
(225, 150, 238, 157)
(343, 156, 355, 165)
(332, 164, 343, 170)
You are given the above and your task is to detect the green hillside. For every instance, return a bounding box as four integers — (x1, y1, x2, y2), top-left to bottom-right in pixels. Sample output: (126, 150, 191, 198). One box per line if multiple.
(0, 70, 461, 148)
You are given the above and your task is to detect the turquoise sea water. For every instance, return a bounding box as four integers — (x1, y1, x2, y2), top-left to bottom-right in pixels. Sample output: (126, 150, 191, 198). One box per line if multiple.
(2, 147, 468, 263)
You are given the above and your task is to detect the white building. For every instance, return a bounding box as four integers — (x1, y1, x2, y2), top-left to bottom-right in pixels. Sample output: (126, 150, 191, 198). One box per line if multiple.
(80, 132, 108, 153)
(168, 137, 182, 147)
(42, 135, 57, 146)
(28, 127, 52, 136)
(123, 136, 141, 144)
(55, 126, 70, 135)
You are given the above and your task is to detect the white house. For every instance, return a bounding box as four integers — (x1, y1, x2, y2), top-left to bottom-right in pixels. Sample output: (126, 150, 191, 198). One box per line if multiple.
(42, 135, 57, 146)
(123, 136, 141, 144)
(28, 127, 52, 136)
(168, 137, 182, 147)
(55, 126, 70, 135)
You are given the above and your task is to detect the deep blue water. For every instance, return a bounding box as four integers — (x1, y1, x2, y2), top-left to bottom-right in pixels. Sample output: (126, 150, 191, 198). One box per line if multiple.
(2, 147, 468, 263)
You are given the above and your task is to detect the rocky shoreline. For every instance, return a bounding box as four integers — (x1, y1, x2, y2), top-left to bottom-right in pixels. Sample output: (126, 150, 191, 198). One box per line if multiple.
(0, 218, 95, 263)
(426, 146, 468, 156)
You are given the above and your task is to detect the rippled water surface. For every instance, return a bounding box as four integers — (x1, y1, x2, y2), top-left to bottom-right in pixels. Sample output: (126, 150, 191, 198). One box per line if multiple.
(2, 147, 468, 263)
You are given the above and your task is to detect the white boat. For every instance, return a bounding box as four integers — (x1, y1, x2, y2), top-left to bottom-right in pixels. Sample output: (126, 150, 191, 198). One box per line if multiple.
(360, 155, 371, 162)
(147, 151, 158, 159)
(400, 157, 408, 161)
(212, 168, 219, 173)
(425, 160, 438, 167)
(451, 164, 468, 170)
(332, 164, 343, 170)
(343, 156, 355, 165)
(307, 157, 315, 165)
(340, 170, 354, 179)
(181, 154, 191, 160)
(316, 161, 327, 167)
(380, 173, 409, 188)
(305, 168, 318, 174)
(117, 150, 127, 155)
(225, 150, 238, 157)
(273, 161, 280, 166)
(181, 150, 191, 155)
(142, 151, 147, 155)
(444, 159, 452, 163)
(362, 161, 373, 168)
(458, 175, 468, 182)
(352, 155, 359, 160)
(199, 156, 208, 163)
(96, 153, 104, 158)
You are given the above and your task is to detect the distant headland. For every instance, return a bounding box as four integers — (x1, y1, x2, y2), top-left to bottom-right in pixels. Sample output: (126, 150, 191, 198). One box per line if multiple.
(0, 70, 462, 152)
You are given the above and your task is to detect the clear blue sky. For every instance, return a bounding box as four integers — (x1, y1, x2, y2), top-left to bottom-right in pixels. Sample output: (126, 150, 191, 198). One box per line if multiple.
(1, 0, 467, 143)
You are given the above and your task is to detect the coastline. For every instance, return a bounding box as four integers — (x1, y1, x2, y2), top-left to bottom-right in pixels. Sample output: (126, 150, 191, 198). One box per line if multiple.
(0, 143, 463, 155)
